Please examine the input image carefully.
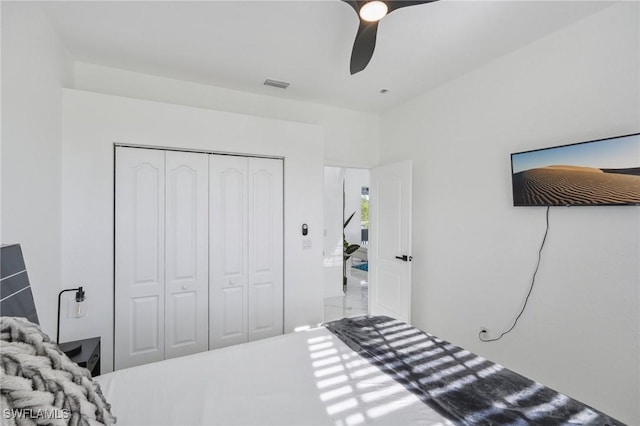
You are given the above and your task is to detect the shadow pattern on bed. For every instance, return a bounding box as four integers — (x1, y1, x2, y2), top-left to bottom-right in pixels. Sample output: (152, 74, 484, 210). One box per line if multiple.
(325, 316, 622, 426)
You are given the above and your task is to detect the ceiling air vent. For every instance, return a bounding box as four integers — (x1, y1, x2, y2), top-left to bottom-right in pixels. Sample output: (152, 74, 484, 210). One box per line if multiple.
(263, 79, 290, 89)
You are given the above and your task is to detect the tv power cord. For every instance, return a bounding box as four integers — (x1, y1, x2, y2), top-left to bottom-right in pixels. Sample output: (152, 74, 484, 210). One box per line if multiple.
(479, 206, 550, 342)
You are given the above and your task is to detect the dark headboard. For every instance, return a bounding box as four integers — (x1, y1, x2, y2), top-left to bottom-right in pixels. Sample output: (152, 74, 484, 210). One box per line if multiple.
(1, 244, 39, 324)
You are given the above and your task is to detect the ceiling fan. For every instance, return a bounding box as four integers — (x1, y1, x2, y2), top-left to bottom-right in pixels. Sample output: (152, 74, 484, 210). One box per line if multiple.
(342, 0, 440, 75)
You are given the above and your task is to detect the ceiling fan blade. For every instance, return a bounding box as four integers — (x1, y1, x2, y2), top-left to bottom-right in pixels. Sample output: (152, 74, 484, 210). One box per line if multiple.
(350, 21, 379, 75)
(387, 0, 439, 14)
(342, 0, 440, 74)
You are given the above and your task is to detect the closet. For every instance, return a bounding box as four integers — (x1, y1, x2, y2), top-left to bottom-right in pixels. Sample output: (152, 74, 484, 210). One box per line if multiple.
(115, 147, 283, 370)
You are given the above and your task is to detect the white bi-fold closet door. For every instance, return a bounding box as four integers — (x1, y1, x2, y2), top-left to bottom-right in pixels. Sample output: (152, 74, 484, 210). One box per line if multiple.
(209, 155, 284, 349)
(115, 147, 283, 370)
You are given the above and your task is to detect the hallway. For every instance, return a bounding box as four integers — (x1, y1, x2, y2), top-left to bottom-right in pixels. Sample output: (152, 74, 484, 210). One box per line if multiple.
(323, 267, 368, 322)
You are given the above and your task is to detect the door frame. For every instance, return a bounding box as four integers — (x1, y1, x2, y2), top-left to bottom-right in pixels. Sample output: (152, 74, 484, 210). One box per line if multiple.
(323, 164, 371, 314)
(323, 160, 413, 322)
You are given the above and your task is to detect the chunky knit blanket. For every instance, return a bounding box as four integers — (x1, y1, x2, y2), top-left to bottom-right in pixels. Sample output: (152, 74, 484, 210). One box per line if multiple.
(0, 317, 116, 425)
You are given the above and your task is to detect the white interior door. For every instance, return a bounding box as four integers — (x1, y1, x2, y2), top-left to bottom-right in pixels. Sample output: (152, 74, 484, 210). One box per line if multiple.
(164, 151, 209, 359)
(115, 147, 165, 369)
(369, 160, 412, 322)
(209, 155, 249, 349)
(248, 157, 284, 342)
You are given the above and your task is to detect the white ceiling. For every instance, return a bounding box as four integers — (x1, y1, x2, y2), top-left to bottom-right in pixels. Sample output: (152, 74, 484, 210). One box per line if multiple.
(39, 1, 613, 113)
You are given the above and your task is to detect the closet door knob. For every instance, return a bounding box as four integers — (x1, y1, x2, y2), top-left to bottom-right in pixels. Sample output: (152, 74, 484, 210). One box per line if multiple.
(181, 284, 188, 290)
(229, 281, 235, 285)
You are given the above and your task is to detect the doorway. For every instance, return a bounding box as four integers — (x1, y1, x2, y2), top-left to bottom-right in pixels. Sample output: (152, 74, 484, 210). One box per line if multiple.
(323, 167, 370, 322)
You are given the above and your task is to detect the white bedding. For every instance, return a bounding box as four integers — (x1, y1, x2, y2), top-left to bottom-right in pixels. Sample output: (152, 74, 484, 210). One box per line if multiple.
(95, 327, 453, 426)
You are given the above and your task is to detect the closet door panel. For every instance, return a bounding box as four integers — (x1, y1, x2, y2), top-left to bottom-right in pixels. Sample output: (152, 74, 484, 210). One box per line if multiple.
(252, 282, 274, 330)
(248, 158, 283, 341)
(131, 296, 161, 353)
(165, 151, 209, 359)
(210, 155, 248, 348)
(221, 286, 245, 337)
(115, 147, 165, 369)
(168, 292, 198, 343)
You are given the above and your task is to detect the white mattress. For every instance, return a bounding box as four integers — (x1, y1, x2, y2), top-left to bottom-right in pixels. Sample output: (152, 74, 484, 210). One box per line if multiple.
(95, 327, 453, 426)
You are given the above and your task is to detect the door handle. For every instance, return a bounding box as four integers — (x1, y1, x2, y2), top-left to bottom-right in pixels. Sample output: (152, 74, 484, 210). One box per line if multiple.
(395, 255, 412, 262)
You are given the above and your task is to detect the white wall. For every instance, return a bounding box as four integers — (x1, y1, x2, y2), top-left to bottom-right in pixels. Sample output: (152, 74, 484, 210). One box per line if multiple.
(1, 3, 72, 336)
(61, 89, 324, 373)
(380, 3, 640, 424)
(74, 63, 380, 168)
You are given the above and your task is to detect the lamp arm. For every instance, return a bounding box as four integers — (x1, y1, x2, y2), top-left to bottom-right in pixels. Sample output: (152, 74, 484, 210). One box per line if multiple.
(56, 287, 81, 344)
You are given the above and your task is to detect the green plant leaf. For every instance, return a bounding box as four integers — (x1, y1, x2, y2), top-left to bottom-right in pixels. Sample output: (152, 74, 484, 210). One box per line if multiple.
(344, 211, 357, 228)
(345, 244, 360, 255)
(344, 244, 361, 260)
(343, 211, 361, 262)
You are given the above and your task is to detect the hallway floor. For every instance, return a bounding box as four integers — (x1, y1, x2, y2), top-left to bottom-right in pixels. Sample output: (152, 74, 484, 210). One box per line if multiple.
(323, 268, 368, 323)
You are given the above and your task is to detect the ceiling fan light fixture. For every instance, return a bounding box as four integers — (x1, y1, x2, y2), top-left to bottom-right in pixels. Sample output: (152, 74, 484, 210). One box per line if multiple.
(359, 1, 388, 22)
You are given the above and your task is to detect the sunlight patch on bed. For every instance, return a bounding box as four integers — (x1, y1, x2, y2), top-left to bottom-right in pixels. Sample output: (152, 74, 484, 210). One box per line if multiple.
(366, 394, 418, 418)
(453, 349, 471, 358)
(464, 402, 510, 424)
(345, 412, 365, 425)
(525, 394, 570, 419)
(411, 354, 455, 373)
(307, 332, 417, 425)
(404, 346, 443, 364)
(311, 348, 339, 359)
(463, 356, 485, 369)
(385, 333, 427, 349)
(428, 374, 478, 398)
(308, 335, 333, 344)
(318, 374, 349, 389)
(349, 365, 380, 379)
(320, 385, 354, 402)
(477, 364, 503, 378)
(419, 364, 466, 384)
(378, 327, 420, 341)
(568, 408, 599, 424)
(400, 339, 436, 355)
(360, 337, 384, 346)
(326, 397, 359, 415)
(504, 383, 544, 404)
(373, 322, 407, 334)
(360, 382, 406, 403)
(310, 341, 336, 351)
(344, 358, 369, 370)
(313, 355, 342, 368)
(315, 364, 345, 378)
(355, 376, 396, 392)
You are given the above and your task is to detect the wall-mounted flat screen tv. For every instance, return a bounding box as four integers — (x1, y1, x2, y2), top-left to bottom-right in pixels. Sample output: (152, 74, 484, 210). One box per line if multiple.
(511, 132, 640, 206)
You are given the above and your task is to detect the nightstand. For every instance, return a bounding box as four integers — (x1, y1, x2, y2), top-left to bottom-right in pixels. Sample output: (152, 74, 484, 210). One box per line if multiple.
(60, 337, 101, 377)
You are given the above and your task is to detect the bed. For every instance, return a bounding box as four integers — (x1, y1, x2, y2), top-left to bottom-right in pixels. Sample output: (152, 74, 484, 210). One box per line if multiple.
(1, 314, 623, 425)
(95, 319, 448, 426)
(94, 316, 621, 425)
(0, 245, 623, 425)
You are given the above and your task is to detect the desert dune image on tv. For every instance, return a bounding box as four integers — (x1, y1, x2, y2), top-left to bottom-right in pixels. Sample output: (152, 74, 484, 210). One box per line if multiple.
(511, 133, 640, 206)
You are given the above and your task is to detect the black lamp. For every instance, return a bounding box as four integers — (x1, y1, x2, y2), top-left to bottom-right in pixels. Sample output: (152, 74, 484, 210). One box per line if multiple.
(56, 286, 87, 356)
